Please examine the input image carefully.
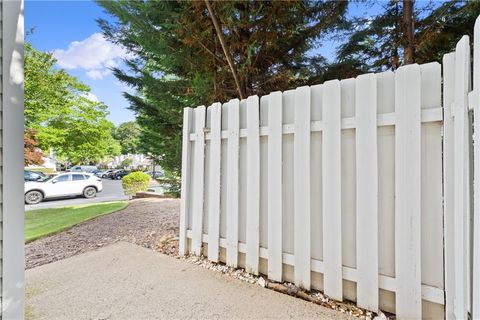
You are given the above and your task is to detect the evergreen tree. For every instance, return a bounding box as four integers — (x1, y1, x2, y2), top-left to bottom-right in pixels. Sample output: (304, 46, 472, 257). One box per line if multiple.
(98, 0, 348, 183)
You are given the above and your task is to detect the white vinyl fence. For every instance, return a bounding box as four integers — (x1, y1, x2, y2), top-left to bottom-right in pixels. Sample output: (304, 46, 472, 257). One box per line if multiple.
(180, 17, 480, 319)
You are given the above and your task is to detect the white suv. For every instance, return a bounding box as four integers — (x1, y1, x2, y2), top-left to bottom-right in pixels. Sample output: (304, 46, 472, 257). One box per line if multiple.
(24, 173, 103, 205)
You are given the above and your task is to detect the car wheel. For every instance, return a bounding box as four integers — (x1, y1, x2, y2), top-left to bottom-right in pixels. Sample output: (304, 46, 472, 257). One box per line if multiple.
(83, 186, 97, 198)
(25, 190, 43, 205)
(116, 176, 122, 180)
(102, 174, 107, 178)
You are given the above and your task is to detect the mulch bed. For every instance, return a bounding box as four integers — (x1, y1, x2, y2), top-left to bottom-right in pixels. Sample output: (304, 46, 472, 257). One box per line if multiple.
(25, 198, 180, 269)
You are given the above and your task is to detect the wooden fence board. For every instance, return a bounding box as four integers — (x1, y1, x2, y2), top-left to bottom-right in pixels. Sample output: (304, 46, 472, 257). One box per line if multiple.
(394, 65, 422, 319)
(246, 96, 260, 274)
(293, 86, 311, 289)
(207, 103, 222, 262)
(355, 73, 378, 311)
(322, 80, 343, 301)
(226, 99, 240, 267)
(267, 91, 283, 281)
(179, 107, 194, 255)
(191, 105, 206, 255)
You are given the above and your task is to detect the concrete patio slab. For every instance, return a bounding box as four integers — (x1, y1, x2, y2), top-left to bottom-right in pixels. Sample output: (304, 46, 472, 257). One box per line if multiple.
(26, 242, 352, 320)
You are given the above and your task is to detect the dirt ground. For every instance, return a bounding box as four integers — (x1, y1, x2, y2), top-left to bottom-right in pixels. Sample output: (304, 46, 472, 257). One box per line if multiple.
(26, 198, 180, 269)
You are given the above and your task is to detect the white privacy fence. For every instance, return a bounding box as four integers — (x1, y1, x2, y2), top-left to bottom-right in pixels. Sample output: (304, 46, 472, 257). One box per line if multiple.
(180, 18, 480, 319)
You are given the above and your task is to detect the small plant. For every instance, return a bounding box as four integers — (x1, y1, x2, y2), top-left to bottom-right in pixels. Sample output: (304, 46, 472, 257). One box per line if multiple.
(122, 171, 150, 196)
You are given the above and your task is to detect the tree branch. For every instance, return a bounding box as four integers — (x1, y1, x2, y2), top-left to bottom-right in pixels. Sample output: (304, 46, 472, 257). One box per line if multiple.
(204, 0, 245, 99)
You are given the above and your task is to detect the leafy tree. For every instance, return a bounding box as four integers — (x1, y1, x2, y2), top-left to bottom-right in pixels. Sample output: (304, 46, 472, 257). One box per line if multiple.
(112, 121, 140, 154)
(24, 129, 44, 166)
(98, 0, 347, 186)
(25, 43, 121, 164)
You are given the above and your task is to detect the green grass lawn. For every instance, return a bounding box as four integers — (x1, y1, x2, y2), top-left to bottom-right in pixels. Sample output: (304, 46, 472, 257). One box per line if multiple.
(25, 201, 128, 243)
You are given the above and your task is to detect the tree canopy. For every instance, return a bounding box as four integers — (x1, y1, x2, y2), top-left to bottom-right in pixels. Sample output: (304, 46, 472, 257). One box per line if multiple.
(25, 43, 121, 165)
(113, 121, 141, 155)
(98, 0, 348, 179)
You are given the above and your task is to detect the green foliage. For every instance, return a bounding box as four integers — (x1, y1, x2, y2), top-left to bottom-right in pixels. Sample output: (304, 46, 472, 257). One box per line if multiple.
(121, 157, 133, 168)
(121, 171, 151, 195)
(113, 121, 141, 154)
(25, 201, 128, 242)
(97, 0, 347, 191)
(336, 0, 480, 72)
(24, 43, 121, 164)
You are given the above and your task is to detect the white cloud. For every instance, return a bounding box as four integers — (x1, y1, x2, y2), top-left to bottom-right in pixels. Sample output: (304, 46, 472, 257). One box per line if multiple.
(53, 33, 131, 80)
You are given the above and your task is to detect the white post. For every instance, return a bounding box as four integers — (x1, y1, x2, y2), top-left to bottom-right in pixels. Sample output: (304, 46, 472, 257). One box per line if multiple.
(2, 0, 25, 318)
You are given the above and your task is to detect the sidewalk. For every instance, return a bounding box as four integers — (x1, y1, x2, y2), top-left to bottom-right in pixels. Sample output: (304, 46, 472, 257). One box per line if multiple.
(26, 242, 352, 319)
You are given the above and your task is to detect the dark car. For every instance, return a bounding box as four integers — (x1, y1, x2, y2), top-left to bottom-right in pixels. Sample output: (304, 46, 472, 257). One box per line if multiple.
(24, 170, 47, 182)
(111, 170, 130, 180)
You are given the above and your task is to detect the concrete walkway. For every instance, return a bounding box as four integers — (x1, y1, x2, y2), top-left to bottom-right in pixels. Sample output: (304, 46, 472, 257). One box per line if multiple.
(26, 242, 352, 320)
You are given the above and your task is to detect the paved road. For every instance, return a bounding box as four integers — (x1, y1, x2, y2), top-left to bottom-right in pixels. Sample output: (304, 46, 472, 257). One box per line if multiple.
(25, 179, 129, 211)
(26, 242, 351, 319)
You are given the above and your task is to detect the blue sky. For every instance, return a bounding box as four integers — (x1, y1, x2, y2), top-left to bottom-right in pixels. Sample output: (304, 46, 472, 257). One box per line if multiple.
(25, 1, 388, 126)
(25, 0, 136, 125)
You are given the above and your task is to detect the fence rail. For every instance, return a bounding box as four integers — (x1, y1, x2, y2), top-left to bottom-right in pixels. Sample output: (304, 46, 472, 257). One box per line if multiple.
(180, 16, 480, 320)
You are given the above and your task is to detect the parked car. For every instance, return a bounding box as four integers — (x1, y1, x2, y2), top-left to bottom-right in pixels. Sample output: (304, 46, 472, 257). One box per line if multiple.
(69, 165, 99, 173)
(24, 170, 47, 182)
(111, 170, 130, 180)
(24, 173, 103, 205)
(95, 169, 114, 178)
(145, 171, 164, 179)
(107, 170, 121, 179)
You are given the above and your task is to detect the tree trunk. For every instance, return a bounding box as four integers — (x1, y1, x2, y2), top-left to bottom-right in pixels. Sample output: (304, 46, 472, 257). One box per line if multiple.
(205, 0, 246, 99)
(402, 0, 415, 65)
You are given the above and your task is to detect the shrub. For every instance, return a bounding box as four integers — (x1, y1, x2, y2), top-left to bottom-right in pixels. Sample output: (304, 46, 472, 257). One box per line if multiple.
(122, 171, 150, 196)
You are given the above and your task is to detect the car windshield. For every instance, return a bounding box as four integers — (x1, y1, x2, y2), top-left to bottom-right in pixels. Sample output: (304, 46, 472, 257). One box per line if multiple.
(37, 175, 56, 182)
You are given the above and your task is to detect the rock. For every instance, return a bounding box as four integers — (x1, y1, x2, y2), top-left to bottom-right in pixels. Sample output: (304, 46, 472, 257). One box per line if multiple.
(258, 277, 266, 288)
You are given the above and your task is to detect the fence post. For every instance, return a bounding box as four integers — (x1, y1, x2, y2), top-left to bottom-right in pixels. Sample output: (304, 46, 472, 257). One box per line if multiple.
(453, 35, 471, 320)
(443, 51, 456, 320)
(395, 64, 422, 319)
(471, 16, 480, 320)
(180, 107, 194, 255)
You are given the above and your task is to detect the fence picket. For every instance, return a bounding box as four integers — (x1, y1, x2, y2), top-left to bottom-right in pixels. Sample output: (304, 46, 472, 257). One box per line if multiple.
(226, 99, 240, 267)
(207, 103, 222, 262)
(179, 107, 194, 255)
(395, 65, 422, 319)
(267, 91, 283, 282)
(191, 106, 206, 255)
(443, 52, 456, 320)
(355, 74, 378, 311)
(472, 17, 480, 320)
(293, 86, 311, 289)
(453, 36, 471, 320)
(322, 80, 343, 301)
(246, 95, 260, 275)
